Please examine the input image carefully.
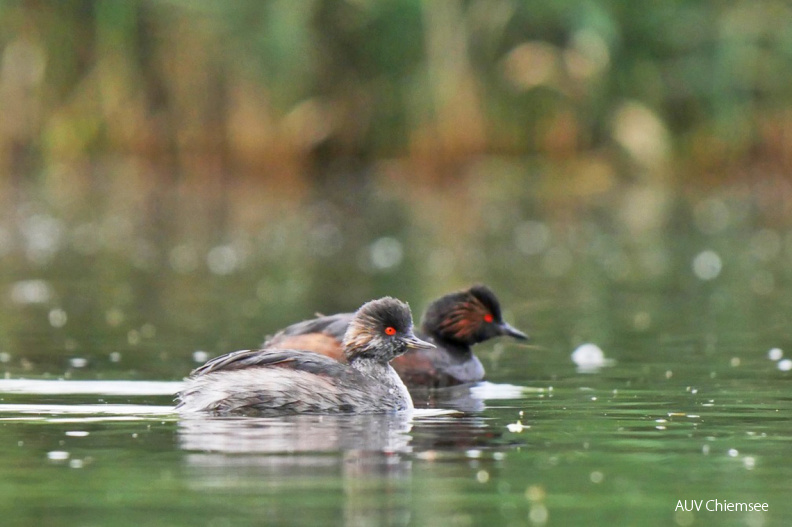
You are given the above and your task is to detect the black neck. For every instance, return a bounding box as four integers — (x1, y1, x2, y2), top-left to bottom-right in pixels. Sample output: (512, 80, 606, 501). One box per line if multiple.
(419, 327, 474, 357)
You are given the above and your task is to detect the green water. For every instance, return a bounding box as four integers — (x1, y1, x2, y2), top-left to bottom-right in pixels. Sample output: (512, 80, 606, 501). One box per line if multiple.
(1, 183, 791, 526)
(1, 372, 789, 526)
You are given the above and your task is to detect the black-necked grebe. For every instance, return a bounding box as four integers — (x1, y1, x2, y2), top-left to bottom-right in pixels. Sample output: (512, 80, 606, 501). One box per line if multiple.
(177, 297, 434, 415)
(264, 285, 528, 388)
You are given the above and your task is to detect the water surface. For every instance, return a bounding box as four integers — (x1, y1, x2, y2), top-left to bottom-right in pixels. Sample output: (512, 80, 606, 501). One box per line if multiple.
(1, 184, 791, 526)
(1, 356, 789, 527)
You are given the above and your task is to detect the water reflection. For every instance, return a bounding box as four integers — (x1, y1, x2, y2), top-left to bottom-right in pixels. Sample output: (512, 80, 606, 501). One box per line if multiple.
(179, 413, 414, 454)
(177, 407, 511, 527)
(184, 446, 413, 527)
(176, 400, 512, 455)
(180, 414, 416, 526)
(171, 377, 554, 527)
(411, 381, 544, 413)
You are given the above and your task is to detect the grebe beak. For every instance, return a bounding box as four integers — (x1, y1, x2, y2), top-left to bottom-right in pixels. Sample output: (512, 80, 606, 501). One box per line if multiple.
(403, 334, 436, 350)
(499, 322, 529, 341)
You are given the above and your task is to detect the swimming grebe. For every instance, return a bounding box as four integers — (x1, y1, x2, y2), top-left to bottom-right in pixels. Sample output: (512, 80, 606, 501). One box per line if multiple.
(264, 285, 528, 388)
(177, 297, 434, 415)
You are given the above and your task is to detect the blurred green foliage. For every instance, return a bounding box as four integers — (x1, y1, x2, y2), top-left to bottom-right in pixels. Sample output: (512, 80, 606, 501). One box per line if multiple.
(1, 0, 791, 184)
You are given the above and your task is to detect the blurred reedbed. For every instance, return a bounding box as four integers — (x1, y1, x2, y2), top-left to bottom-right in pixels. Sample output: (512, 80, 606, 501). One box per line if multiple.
(0, 0, 791, 193)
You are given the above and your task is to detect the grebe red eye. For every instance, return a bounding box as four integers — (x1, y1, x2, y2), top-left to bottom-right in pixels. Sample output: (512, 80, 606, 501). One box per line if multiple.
(385, 327, 397, 336)
(484, 314, 494, 323)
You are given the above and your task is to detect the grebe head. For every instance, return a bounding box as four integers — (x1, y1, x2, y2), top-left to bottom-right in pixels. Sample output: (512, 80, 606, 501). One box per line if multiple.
(343, 297, 434, 363)
(422, 285, 528, 345)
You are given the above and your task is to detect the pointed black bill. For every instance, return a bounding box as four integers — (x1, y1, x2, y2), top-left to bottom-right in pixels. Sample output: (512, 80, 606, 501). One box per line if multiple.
(403, 333, 436, 350)
(499, 322, 529, 341)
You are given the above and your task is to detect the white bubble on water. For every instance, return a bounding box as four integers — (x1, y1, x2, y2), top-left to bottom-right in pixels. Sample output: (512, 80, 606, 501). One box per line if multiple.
(692, 250, 721, 280)
(48, 309, 68, 328)
(69, 358, 88, 369)
(10, 280, 52, 304)
(192, 350, 210, 363)
(207, 245, 242, 275)
(777, 359, 792, 372)
(768, 348, 783, 361)
(571, 343, 615, 371)
(369, 237, 403, 271)
(529, 504, 549, 525)
(23, 214, 64, 264)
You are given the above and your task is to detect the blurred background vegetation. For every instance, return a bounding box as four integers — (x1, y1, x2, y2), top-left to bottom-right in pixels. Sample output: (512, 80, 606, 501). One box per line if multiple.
(1, 0, 792, 378)
(4, 0, 792, 187)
